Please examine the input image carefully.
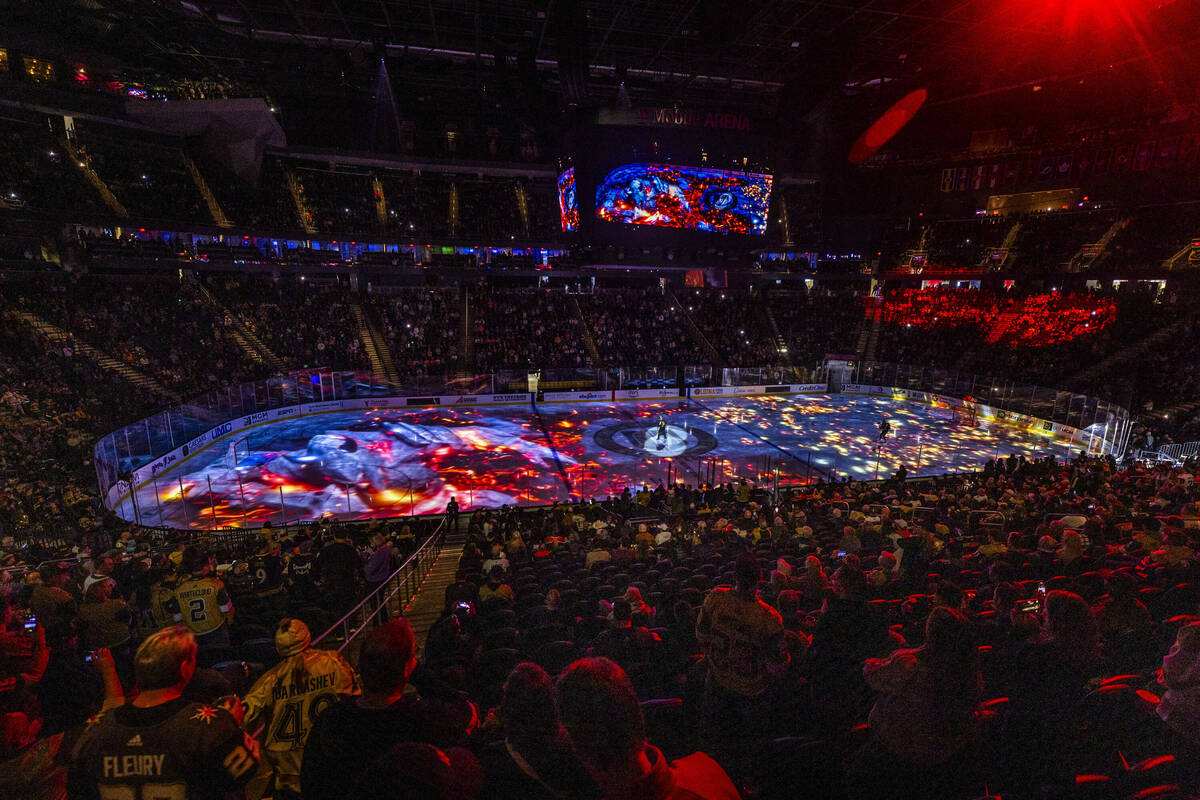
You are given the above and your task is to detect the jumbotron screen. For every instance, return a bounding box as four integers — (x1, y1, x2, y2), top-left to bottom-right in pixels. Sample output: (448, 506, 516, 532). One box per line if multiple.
(557, 168, 579, 232)
(594, 162, 772, 235)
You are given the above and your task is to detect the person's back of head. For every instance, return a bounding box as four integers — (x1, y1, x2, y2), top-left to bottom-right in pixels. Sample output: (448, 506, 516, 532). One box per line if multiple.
(833, 563, 867, 602)
(776, 589, 802, 618)
(992, 582, 1018, 614)
(935, 579, 964, 610)
(181, 547, 208, 576)
(734, 552, 760, 594)
(922, 606, 979, 687)
(135, 625, 197, 692)
(502, 663, 561, 755)
(275, 618, 311, 658)
(609, 599, 633, 629)
(358, 619, 417, 696)
(556, 657, 645, 777)
(1046, 590, 1099, 668)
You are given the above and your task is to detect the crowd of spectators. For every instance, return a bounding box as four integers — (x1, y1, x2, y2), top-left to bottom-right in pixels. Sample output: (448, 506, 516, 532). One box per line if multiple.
(4, 276, 257, 396)
(293, 167, 378, 235)
(925, 216, 1010, 269)
(276, 169, 561, 242)
(472, 288, 592, 369)
(1106, 204, 1200, 271)
(1009, 210, 1121, 273)
(1, 444, 1200, 797)
(766, 291, 863, 365)
(680, 289, 779, 366)
(0, 315, 133, 547)
(71, 123, 208, 225)
(368, 289, 464, 379)
(212, 276, 370, 374)
(579, 289, 708, 367)
(0, 117, 105, 220)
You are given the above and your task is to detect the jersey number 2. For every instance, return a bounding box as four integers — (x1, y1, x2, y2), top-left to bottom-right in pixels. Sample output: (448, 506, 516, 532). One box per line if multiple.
(187, 599, 207, 623)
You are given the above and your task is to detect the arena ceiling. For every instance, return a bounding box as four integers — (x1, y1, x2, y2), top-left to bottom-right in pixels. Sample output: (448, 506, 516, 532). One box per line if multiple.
(16, 0, 1200, 122)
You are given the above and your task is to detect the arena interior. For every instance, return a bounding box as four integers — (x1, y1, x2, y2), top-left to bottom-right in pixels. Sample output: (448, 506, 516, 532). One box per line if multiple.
(4, 0, 1200, 798)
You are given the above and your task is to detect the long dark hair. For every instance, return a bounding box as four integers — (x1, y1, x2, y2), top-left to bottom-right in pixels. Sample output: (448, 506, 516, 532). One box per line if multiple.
(920, 606, 982, 717)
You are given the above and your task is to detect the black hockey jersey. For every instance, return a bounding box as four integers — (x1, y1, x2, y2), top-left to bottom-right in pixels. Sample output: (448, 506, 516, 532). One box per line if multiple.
(67, 698, 259, 800)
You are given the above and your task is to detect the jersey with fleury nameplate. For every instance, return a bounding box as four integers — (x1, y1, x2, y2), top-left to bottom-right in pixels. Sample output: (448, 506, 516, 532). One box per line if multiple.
(67, 698, 259, 800)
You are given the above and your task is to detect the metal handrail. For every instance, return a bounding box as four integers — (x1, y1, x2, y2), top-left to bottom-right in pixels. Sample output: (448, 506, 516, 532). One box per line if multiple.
(311, 518, 447, 653)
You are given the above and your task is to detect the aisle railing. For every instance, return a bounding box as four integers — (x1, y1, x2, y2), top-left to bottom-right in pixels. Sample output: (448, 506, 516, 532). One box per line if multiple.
(311, 518, 447, 653)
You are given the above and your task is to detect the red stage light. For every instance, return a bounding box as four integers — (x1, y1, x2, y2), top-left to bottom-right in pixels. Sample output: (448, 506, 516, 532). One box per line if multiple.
(849, 89, 928, 165)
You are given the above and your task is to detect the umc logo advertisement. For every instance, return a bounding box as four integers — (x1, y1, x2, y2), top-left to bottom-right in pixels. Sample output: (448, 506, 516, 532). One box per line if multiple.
(182, 421, 232, 457)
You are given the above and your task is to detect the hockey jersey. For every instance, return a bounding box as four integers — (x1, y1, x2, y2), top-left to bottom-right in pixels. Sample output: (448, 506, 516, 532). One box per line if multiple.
(168, 576, 233, 636)
(241, 648, 358, 792)
(67, 698, 260, 800)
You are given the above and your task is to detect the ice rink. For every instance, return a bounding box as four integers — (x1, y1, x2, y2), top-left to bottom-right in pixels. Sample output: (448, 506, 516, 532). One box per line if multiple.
(118, 393, 1075, 529)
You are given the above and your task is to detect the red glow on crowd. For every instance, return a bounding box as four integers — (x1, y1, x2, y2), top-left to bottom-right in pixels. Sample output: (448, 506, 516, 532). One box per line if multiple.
(876, 289, 1117, 346)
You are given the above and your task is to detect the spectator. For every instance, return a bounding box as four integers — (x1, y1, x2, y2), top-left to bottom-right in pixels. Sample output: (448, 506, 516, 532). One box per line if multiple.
(77, 579, 132, 656)
(556, 657, 741, 800)
(848, 607, 982, 797)
(168, 548, 234, 653)
(478, 663, 598, 799)
(300, 619, 473, 800)
(241, 619, 359, 798)
(1157, 621, 1200, 745)
(349, 742, 484, 800)
(695, 553, 789, 756)
(66, 626, 259, 800)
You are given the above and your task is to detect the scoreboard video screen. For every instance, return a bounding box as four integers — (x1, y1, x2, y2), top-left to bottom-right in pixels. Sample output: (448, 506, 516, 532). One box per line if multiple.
(594, 163, 772, 235)
(557, 168, 579, 232)
(559, 107, 775, 247)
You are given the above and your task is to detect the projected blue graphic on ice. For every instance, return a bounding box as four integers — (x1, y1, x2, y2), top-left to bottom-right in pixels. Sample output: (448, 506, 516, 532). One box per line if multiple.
(594, 163, 772, 235)
(557, 168, 578, 232)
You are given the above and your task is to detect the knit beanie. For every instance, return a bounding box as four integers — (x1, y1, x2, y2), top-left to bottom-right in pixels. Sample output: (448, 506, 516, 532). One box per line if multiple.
(275, 618, 312, 658)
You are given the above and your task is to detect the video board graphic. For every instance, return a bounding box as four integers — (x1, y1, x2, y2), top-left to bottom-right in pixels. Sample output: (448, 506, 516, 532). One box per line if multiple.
(557, 168, 579, 232)
(594, 163, 772, 235)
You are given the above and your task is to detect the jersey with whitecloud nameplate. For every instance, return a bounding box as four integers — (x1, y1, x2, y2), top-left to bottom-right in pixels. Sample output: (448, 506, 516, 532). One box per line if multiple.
(166, 577, 232, 635)
(68, 699, 259, 800)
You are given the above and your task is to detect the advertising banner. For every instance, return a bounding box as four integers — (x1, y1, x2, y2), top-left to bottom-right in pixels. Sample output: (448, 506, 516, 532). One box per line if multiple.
(614, 388, 681, 400)
(690, 385, 768, 398)
(542, 390, 614, 403)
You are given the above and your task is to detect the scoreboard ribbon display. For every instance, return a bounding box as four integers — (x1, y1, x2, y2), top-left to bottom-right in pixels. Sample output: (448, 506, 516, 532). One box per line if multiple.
(557, 168, 579, 232)
(594, 162, 772, 235)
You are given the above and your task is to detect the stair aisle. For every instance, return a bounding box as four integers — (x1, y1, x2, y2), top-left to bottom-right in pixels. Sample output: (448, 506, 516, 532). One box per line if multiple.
(985, 310, 1021, 344)
(185, 157, 232, 228)
(407, 526, 468, 657)
(667, 288, 723, 367)
(760, 294, 792, 365)
(9, 311, 176, 401)
(461, 288, 475, 374)
(570, 295, 603, 365)
(193, 283, 288, 374)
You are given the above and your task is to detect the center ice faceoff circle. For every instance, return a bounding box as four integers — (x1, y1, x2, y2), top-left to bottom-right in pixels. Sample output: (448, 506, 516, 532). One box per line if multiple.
(593, 422, 719, 458)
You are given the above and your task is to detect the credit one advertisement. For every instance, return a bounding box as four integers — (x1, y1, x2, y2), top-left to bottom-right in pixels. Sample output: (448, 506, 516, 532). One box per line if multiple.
(557, 168, 579, 232)
(594, 163, 772, 235)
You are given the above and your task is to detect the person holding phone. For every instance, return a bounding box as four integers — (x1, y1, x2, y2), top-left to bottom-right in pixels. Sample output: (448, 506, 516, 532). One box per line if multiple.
(998, 591, 1100, 772)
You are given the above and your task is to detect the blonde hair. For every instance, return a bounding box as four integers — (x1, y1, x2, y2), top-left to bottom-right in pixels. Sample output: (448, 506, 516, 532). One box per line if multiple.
(134, 625, 197, 690)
